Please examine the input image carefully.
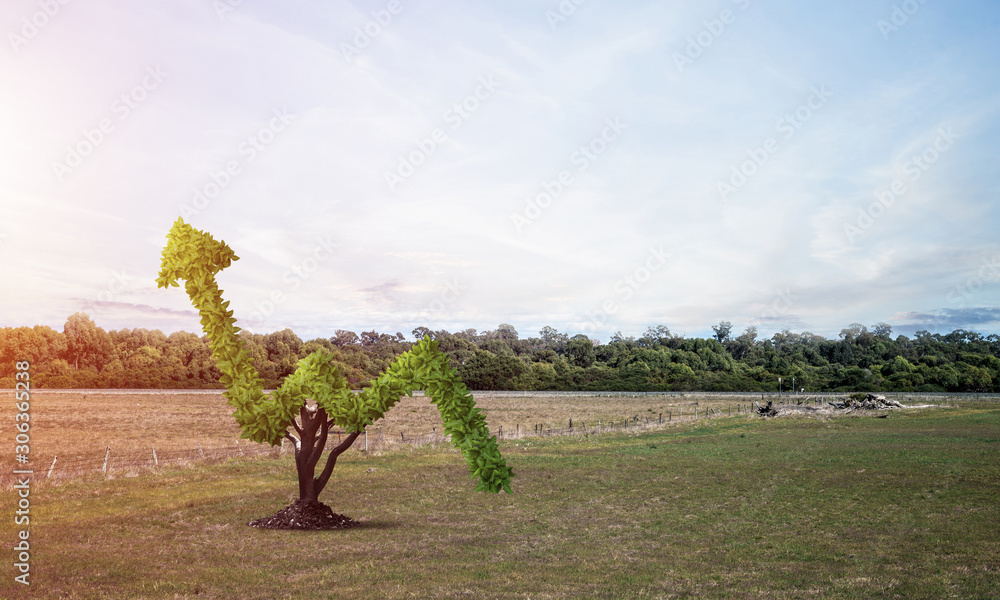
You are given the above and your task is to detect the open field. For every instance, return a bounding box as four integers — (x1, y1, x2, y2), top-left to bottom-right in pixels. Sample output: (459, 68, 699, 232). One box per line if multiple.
(3, 390, 813, 484)
(2, 398, 998, 599)
(4, 389, 977, 482)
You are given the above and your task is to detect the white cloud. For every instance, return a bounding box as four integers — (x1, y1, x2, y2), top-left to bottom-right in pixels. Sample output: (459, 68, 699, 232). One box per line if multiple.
(1, 0, 998, 342)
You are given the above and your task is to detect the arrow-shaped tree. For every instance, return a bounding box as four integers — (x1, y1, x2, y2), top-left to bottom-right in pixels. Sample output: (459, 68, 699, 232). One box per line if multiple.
(156, 218, 512, 526)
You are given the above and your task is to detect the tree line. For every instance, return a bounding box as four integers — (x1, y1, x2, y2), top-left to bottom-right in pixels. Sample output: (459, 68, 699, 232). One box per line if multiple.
(1, 313, 998, 393)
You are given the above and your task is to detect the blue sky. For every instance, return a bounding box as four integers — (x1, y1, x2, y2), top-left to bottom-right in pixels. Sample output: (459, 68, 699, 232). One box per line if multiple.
(1, 0, 998, 343)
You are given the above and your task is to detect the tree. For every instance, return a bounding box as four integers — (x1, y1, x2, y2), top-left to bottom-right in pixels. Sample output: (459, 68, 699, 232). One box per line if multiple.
(539, 326, 569, 354)
(839, 323, 866, 342)
(609, 331, 636, 346)
(872, 322, 893, 339)
(728, 326, 757, 360)
(480, 338, 514, 356)
(156, 219, 512, 525)
(457, 350, 526, 390)
(0, 326, 69, 379)
(566, 334, 596, 368)
(639, 325, 674, 348)
(63, 313, 113, 372)
(712, 320, 733, 344)
(331, 330, 360, 347)
(411, 326, 434, 341)
(493, 323, 519, 343)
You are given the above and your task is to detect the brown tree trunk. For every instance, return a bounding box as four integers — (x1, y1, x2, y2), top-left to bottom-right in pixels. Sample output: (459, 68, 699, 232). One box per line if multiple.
(290, 403, 362, 502)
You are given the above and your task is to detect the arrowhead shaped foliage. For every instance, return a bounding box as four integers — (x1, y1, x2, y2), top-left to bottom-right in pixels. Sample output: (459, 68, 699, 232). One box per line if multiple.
(157, 218, 512, 494)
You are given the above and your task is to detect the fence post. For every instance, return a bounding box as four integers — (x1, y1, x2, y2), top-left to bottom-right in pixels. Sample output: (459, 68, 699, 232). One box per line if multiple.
(198, 442, 206, 459)
(659, 413, 662, 424)
(102, 447, 110, 474)
(47, 456, 57, 479)
(236, 439, 243, 456)
(364, 429, 368, 452)
(152, 446, 158, 467)
(401, 432, 405, 443)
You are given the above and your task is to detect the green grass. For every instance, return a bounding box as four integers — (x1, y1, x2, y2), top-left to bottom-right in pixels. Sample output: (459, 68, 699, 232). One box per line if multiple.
(4, 404, 999, 599)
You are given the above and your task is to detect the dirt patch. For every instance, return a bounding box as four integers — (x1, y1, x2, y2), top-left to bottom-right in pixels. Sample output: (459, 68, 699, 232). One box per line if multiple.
(248, 498, 360, 530)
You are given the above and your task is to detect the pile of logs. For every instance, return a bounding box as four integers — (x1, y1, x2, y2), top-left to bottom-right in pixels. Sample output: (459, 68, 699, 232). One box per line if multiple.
(828, 394, 902, 410)
(755, 400, 779, 417)
(754, 394, 904, 417)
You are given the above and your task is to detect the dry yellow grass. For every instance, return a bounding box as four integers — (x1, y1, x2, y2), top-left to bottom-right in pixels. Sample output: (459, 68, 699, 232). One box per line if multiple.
(4, 389, 763, 483)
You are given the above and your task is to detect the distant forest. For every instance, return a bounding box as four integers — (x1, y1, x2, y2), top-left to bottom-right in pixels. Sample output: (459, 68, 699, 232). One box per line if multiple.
(2, 312, 999, 393)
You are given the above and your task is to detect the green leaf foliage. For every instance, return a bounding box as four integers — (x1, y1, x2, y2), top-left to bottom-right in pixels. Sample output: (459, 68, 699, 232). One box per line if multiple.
(156, 218, 511, 493)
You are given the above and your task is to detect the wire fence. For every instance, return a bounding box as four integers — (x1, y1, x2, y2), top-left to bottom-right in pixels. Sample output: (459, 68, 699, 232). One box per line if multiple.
(3, 400, 777, 488)
(4, 393, 974, 489)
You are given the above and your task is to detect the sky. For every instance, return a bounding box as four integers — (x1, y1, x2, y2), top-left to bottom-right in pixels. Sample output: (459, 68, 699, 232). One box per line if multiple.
(1, 0, 999, 344)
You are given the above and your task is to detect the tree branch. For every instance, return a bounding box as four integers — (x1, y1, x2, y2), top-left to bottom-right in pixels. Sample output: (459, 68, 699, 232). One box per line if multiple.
(308, 417, 330, 469)
(314, 430, 362, 499)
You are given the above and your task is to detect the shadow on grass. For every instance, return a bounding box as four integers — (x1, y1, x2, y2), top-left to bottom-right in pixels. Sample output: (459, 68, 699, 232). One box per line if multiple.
(352, 519, 402, 530)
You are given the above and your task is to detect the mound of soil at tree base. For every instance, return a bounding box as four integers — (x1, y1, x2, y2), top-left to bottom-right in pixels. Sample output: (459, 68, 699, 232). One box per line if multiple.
(248, 499, 360, 530)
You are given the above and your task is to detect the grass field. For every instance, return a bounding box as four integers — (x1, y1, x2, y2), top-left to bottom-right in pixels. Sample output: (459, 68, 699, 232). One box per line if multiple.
(2, 396, 998, 599)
